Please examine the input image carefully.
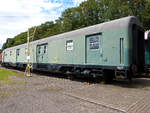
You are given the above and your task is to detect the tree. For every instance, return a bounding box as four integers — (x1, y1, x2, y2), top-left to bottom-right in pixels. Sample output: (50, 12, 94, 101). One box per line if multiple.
(2, 0, 150, 50)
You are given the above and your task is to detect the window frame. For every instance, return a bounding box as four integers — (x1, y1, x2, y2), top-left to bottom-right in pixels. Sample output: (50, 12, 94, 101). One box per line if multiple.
(66, 40, 73, 51)
(44, 45, 47, 54)
(16, 49, 20, 56)
(86, 33, 101, 50)
(37, 43, 48, 55)
(38, 46, 41, 54)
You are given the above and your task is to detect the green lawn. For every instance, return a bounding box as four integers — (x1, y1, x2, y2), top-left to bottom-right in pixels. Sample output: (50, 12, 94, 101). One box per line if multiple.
(0, 68, 26, 86)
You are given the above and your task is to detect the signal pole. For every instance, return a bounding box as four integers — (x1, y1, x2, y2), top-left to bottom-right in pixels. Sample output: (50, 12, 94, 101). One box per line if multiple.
(25, 27, 37, 77)
(25, 29, 31, 77)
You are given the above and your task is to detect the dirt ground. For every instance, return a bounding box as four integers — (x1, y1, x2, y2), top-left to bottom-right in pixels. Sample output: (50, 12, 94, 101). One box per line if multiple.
(1, 69, 150, 113)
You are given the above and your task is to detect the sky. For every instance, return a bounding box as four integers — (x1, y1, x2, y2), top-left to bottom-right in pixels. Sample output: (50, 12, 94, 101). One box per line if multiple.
(0, 0, 86, 49)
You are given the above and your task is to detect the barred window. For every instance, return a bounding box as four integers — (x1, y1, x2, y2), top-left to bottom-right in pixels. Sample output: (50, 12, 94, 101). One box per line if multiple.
(66, 40, 73, 51)
(89, 36, 99, 50)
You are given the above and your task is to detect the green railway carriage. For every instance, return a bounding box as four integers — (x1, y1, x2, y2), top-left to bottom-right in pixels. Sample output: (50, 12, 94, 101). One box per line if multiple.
(145, 39, 150, 65)
(145, 31, 150, 74)
(2, 16, 145, 81)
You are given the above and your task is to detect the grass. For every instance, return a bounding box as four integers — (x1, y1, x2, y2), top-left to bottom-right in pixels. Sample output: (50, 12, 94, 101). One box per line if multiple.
(0, 68, 26, 86)
(0, 68, 27, 98)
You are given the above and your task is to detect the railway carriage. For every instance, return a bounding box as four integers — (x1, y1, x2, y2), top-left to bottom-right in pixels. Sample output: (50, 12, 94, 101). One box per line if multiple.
(145, 31, 150, 73)
(145, 31, 150, 65)
(2, 16, 145, 81)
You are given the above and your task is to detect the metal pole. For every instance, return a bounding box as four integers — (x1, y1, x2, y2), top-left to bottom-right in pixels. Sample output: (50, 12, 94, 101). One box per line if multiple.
(25, 27, 37, 77)
(25, 29, 31, 77)
(31, 27, 37, 68)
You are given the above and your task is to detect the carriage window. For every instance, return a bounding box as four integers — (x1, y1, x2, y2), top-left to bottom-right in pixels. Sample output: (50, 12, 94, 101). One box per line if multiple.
(89, 36, 99, 50)
(38, 47, 41, 54)
(17, 49, 20, 56)
(66, 40, 73, 51)
(44, 45, 47, 54)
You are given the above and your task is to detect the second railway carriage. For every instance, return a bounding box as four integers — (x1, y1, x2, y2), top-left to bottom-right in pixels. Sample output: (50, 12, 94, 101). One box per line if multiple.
(145, 30, 150, 65)
(145, 30, 150, 73)
(2, 16, 145, 81)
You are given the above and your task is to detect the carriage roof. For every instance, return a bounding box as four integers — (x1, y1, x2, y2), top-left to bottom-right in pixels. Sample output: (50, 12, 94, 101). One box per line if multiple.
(4, 16, 141, 52)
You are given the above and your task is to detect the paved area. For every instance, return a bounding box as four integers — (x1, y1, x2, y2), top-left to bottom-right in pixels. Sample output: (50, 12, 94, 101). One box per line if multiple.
(65, 85, 150, 113)
(1, 69, 150, 113)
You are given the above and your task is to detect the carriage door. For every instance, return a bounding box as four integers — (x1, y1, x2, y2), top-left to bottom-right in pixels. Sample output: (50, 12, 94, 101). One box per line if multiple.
(86, 33, 103, 64)
(37, 44, 48, 64)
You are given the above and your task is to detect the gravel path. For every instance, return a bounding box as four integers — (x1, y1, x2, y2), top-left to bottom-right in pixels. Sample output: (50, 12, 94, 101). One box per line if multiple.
(1, 69, 150, 113)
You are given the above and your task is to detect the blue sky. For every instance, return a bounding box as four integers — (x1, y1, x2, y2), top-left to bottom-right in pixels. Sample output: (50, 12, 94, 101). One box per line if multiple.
(0, 0, 86, 49)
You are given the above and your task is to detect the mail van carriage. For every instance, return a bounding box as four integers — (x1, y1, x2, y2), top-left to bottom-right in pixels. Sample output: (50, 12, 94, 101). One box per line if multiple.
(2, 16, 145, 82)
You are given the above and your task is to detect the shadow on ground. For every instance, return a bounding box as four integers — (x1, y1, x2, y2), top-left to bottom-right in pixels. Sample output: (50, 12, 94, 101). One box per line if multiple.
(31, 70, 150, 90)
(3, 67, 150, 90)
(112, 78, 150, 89)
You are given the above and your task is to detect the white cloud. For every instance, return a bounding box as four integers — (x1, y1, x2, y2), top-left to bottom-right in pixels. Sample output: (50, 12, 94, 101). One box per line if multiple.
(0, 0, 87, 49)
(0, 0, 62, 49)
(73, 0, 86, 6)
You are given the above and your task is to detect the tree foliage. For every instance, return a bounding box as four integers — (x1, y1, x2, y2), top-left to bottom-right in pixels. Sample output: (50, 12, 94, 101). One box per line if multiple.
(2, 0, 150, 50)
